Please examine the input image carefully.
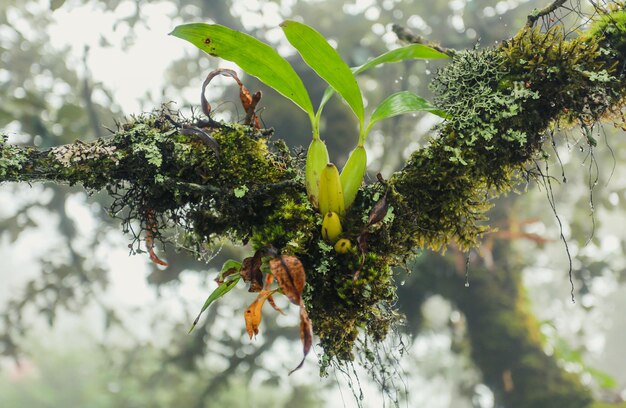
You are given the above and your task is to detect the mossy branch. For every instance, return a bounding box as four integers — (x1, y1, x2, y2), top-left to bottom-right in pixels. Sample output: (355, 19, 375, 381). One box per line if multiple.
(1, 3, 626, 397)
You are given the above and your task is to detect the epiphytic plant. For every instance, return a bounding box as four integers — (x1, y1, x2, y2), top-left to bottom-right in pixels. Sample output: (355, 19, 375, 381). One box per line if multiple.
(170, 21, 448, 372)
(171, 21, 448, 243)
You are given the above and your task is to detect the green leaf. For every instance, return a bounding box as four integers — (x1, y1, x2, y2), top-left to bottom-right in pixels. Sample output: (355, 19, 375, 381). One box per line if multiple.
(353, 44, 450, 74)
(280, 20, 364, 129)
(364, 91, 447, 142)
(189, 275, 240, 333)
(218, 259, 242, 279)
(170, 23, 314, 122)
(317, 44, 449, 125)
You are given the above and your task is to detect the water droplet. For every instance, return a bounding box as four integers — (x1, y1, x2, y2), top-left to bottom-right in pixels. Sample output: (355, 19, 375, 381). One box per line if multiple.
(464, 282, 470, 288)
(425, 69, 431, 75)
(400, 280, 406, 286)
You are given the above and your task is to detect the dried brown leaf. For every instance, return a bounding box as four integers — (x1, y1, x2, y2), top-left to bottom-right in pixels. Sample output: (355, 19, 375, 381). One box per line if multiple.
(269, 256, 305, 305)
(289, 305, 313, 375)
(240, 252, 263, 292)
(266, 293, 286, 316)
(201, 68, 261, 129)
(366, 192, 388, 227)
(243, 290, 272, 339)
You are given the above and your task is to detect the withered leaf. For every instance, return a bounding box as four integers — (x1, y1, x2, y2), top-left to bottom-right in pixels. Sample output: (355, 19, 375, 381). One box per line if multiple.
(289, 305, 313, 375)
(366, 192, 388, 227)
(244, 290, 272, 339)
(266, 293, 286, 316)
(240, 251, 263, 292)
(181, 126, 220, 156)
(269, 256, 306, 305)
(201, 68, 261, 129)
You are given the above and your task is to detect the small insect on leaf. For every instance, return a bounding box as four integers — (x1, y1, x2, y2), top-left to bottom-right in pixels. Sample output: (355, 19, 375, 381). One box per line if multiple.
(244, 290, 273, 339)
(269, 255, 306, 306)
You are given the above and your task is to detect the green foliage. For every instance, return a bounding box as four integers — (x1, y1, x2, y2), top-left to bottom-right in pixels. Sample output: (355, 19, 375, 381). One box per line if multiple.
(352, 43, 450, 74)
(281, 20, 365, 131)
(170, 24, 315, 124)
(365, 91, 446, 143)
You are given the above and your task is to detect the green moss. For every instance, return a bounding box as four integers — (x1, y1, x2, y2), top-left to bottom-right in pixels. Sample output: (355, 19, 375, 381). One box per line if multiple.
(587, 3, 626, 61)
(0, 136, 30, 180)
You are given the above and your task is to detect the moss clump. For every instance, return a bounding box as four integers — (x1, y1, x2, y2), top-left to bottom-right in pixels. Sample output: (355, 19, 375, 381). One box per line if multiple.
(0, 134, 31, 180)
(588, 2, 626, 62)
(302, 245, 399, 373)
(250, 192, 316, 252)
(501, 25, 625, 126)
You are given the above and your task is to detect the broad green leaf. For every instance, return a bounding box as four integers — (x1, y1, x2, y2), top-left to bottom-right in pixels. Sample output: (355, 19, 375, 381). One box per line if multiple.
(189, 275, 241, 333)
(280, 20, 364, 129)
(364, 91, 447, 141)
(353, 44, 450, 74)
(170, 23, 314, 122)
(317, 44, 449, 125)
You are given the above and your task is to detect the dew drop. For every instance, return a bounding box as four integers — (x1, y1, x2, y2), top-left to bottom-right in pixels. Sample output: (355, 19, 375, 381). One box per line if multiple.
(464, 282, 470, 288)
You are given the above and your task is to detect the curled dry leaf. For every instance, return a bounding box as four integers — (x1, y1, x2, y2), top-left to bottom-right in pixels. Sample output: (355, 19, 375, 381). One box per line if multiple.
(268, 255, 312, 374)
(269, 255, 306, 305)
(145, 209, 168, 267)
(181, 125, 220, 156)
(366, 192, 389, 227)
(240, 250, 264, 292)
(266, 293, 286, 316)
(289, 305, 313, 375)
(201, 68, 261, 129)
(244, 290, 272, 339)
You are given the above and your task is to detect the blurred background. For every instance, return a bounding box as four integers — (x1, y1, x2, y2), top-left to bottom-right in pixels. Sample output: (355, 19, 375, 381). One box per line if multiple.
(0, 0, 625, 407)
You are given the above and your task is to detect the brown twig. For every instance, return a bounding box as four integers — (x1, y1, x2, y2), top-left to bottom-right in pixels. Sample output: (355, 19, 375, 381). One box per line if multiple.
(526, 0, 568, 28)
(391, 24, 456, 57)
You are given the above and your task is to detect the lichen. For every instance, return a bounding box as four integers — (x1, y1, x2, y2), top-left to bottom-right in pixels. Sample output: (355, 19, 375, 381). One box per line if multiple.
(0, 134, 30, 180)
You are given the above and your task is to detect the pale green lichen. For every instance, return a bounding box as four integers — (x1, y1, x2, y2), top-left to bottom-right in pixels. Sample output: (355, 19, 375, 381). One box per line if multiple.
(0, 135, 29, 179)
(233, 185, 248, 198)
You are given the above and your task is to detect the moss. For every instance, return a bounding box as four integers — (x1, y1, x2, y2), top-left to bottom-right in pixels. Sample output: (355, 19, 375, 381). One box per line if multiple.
(587, 2, 626, 62)
(0, 134, 31, 180)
